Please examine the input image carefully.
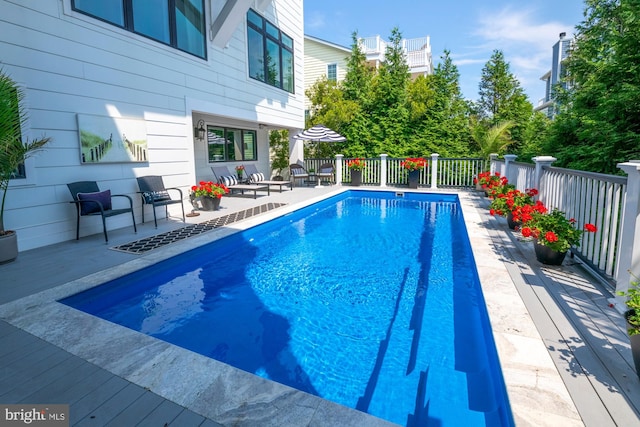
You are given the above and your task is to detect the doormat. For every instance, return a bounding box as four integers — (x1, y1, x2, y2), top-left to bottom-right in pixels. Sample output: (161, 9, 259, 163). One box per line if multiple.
(111, 202, 286, 254)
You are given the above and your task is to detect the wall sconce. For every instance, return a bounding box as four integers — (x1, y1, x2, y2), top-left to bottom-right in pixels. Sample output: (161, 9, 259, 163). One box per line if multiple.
(195, 119, 206, 141)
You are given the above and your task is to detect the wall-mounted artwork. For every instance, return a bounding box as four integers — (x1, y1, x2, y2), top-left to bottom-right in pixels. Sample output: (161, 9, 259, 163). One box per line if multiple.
(77, 114, 148, 163)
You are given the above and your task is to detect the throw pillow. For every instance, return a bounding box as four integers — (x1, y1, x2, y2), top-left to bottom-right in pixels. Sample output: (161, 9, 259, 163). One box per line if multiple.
(143, 191, 171, 204)
(220, 175, 238, 186)
(250, 172, 264, 183)
(77, 190, 112, 215)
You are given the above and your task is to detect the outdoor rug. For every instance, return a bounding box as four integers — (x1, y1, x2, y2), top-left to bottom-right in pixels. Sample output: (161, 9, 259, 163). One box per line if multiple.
(111, 202, 286, 254)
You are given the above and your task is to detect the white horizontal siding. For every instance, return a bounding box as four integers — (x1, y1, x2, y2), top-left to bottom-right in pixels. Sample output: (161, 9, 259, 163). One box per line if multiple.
(0, 0, 304, 250)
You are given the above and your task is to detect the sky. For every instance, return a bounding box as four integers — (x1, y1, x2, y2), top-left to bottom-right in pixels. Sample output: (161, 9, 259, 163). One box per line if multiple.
(303, 0, 586, 103)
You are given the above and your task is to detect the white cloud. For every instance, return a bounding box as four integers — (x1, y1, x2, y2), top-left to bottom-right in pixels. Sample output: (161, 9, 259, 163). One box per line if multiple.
(467, 5, 573, 100)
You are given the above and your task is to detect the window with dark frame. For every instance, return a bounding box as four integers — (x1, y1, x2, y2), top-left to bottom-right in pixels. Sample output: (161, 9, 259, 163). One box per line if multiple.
(246, 9, 294, 93)
(5, 86, 26, 180)
(207, 126, 257, 163)
(71, 0, 206, 59)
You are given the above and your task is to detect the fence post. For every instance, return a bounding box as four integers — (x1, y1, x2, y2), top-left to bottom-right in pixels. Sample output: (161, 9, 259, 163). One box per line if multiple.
(489, 153, 498, 174)
(533, 156, 556, 199)
(335, 154, 343, 186)
(380, 154, 388, 187)
(430, 153, 439, 189)
(504, 154, 517, 185)
(615, 161, 640, 298)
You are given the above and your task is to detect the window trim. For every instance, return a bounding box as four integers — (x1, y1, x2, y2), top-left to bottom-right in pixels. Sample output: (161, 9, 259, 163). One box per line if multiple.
(206, 125, 258, 163)
(327, 63, 338, 82)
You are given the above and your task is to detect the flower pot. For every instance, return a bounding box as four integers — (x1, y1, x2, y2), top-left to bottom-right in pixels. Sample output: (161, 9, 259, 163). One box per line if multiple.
(408, 170, 420, 189)
(351, 170, 362, 186)
(534, 241, 567, 265)
(506, 212, 521, 230)
(200, 196, 221, 211)
(625, 310, 640, 379)
(0, 231, 18, 264)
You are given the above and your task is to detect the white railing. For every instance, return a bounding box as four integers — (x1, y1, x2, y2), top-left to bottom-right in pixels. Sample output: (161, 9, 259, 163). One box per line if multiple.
(358, 36, 431, 69)
(492, 155, 637, 296)
(304, 154, 640, 297)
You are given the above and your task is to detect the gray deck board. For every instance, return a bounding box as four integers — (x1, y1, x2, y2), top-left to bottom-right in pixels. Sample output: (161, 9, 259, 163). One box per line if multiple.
(132, 399, 191, 427)
(485, 210, 640, 427)
(103, 389, 164, 426)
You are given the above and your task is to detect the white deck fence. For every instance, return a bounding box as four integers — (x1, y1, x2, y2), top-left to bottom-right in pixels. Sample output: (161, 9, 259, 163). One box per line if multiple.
(304, 154, 640, 296)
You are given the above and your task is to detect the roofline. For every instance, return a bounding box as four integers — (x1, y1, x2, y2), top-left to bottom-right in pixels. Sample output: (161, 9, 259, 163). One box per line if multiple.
(304, 34, 351, 53)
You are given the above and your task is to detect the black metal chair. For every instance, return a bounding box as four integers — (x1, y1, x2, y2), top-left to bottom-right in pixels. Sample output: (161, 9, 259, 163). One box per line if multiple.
(136, 176, 185, 228)
(289, 164, 310, 187)
(67, 181, 137, 243)
(316, 163, 335, 185)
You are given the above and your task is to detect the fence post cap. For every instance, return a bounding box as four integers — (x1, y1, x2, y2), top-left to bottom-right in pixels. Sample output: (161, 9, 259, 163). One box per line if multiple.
(617, 160, 640, 172)
(504, 154, 518, 161)
(533, 156, 557, 163)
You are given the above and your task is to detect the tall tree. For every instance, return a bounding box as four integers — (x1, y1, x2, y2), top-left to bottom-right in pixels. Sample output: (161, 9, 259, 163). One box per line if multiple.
(545, 0, 640, 173)
(407, 51, 472, 156)
(369, 28, 411, 156)
(477, 50, 532, 151)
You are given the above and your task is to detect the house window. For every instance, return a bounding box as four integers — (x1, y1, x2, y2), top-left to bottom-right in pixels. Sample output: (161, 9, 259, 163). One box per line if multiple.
(247, 9, 294, 93)
(207, 126, 257, 163)
(327, 63, 337, 81)
(72, 0, 206, 58)
(4, 86, 26, 180)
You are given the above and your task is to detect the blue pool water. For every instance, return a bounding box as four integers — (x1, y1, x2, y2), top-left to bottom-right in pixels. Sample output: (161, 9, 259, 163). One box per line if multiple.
(61, 191, 514, 427)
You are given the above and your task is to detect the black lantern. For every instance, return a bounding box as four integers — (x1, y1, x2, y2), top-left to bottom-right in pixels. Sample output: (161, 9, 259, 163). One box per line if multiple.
(195, 119, 206, 141)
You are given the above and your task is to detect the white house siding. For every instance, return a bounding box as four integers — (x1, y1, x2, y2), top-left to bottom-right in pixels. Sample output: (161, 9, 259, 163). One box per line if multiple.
(303, 37, 350, 111)
(0, 0, 304, 251)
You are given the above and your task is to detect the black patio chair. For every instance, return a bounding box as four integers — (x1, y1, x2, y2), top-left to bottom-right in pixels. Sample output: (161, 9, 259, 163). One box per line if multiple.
(136, 176, 185, 228)
(67, 181, 137, 243)
(316, 162, 335, 185)
(289, 163, 310, 187)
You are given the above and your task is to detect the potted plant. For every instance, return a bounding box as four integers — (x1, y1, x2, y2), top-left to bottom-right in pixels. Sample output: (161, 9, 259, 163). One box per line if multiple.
(0, 69, 51, 263)
(520, 208, 597, 265)
(617, 277, 640, 378)
(474, 171, 504, 196)
(347, 158, 366, 186)
(235, 165, 245, 180)
(400, 157, 427, 189)
(489, 188, 539, 229)
(190, 181, 229, 211)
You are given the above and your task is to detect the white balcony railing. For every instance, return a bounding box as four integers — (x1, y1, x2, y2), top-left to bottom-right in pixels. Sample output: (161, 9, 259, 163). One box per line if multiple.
(358, 36, 432, 72)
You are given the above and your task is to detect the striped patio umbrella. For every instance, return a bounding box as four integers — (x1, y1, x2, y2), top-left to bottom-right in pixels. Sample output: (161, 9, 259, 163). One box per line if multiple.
(294, 124, 346, 142)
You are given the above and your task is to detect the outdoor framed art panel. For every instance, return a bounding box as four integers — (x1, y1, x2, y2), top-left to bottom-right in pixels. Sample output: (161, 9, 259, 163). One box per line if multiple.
(77, 114, 148, 163)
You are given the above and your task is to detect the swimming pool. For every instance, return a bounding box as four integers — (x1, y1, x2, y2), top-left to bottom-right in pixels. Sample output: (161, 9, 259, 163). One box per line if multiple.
(61, 190, 514, 427)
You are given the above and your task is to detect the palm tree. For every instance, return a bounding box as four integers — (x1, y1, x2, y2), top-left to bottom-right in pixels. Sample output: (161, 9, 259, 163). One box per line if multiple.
(470, 119, 514, 161)
(0, 68, 51, 235)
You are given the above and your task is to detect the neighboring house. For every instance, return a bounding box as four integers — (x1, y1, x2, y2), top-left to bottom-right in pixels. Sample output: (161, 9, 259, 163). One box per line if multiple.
(0, 0, 305, 251)
(303, 35, 351, 115)
(303, 34, 433, 118)
(535, 32, 573, 119)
